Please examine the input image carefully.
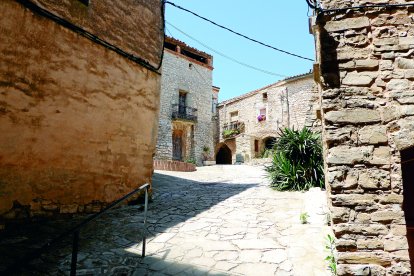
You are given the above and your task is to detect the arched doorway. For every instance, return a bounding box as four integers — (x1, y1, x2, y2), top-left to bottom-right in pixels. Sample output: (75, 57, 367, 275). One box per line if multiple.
(264, 137, 277, 150)
(402, 146, 414, 272)
(216, 144, 232, 164)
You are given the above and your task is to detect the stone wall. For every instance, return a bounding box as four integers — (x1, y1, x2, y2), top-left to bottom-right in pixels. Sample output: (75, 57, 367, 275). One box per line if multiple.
(217, 74, 316, 162)
(0, 0, 163, 218)
(30, 0, 164, 68)
(312, 1, 414, 274)
(153, 160, 196, 172)
(155, 49, 214, 166)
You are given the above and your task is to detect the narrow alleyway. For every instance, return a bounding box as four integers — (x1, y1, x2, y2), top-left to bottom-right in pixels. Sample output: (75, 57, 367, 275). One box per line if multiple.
(1, 165, 331, 275)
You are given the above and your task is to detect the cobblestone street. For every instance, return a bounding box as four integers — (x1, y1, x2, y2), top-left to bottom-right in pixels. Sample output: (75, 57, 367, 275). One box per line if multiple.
(1, 165, 331, 275)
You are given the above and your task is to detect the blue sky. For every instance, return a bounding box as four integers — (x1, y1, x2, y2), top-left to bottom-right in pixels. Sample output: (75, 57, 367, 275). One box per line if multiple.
(165, 1, 315, 102)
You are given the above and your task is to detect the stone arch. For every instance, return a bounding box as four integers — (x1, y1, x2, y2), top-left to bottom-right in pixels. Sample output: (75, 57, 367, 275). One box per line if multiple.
(263, 136, 277, 150)
(216, 144, 232, 165)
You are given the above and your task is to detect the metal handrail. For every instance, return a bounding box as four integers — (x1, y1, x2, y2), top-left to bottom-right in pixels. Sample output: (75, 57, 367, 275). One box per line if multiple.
(171, 103, 198, 122)
(4, 183, 150, 275)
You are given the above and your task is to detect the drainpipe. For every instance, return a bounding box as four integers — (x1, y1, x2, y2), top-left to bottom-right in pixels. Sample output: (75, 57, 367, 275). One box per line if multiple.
(286, 87, 290, 128)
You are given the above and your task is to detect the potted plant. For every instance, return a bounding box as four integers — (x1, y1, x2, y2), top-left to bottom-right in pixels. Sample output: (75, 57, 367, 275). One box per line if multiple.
(202, 146, 216, 166)
(257, 114, 266, 122)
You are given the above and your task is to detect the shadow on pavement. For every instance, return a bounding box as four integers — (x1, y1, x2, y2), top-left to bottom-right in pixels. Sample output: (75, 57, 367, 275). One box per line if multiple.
(0, 172, 257, 275)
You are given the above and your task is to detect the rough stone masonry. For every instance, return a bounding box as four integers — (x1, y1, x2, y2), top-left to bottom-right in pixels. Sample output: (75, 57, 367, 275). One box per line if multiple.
(312, 1, 414, 275)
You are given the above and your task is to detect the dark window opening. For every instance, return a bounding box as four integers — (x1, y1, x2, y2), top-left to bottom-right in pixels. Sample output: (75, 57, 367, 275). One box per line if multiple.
(181, 49, 208, 64)
(164, 41, 177, 52)
(78, 0, 90, 6)
(178, 92, 187, 114)
(402, 146, 414, 274)
(263, 93, 268, 100)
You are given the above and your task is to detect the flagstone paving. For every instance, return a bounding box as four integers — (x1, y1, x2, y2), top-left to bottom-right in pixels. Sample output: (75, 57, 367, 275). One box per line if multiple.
(1, 165, 332, 275)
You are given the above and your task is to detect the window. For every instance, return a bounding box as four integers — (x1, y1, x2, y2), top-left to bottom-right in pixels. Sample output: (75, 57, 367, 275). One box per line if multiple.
(178, 91, 187, 114)
(230, 111, 239, 122)
(212, 96, 218, 113)
(263, 93, 268, 100)
(258, 108, 266, 122)
(78, 0, 89, 5)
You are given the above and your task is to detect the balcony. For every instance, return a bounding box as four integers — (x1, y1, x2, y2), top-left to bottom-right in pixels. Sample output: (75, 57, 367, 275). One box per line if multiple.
(222, 121, 245, 139)
(172, 104, 198, 122)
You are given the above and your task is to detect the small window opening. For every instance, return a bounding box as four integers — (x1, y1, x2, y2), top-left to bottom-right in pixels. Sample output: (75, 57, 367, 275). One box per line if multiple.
(263, 93, 268, 100)
(164, 41, 177, 51)
(230, 111, 239, 122)
(78, 0, 90, 5)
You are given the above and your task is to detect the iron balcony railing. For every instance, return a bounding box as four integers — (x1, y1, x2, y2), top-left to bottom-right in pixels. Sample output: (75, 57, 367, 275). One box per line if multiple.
(4, 184, 150, 276)
(172, 104, 197, 122)
(222, 121, 245, 139)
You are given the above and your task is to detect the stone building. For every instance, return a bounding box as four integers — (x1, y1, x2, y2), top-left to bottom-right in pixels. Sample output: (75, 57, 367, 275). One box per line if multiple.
(310, 0, 414, 274)
(216, 73, 318, 164)
(155, 37, 217, 166)
(0, 0, 164, 220)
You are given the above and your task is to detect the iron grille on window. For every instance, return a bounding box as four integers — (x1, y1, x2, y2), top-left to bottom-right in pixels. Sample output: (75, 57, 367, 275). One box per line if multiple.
(172, 104, 198, 122)
(222, 121, 245, 139)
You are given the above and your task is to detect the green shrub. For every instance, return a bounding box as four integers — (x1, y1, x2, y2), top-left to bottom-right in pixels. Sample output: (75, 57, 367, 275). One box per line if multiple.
(300, 212, 310, 224)
(261, 148, 274, 158)
(185, 158, 196, 165)
(266, 127, 324, 191)
(222, 129, 239, 138)
(325, 234, 337, 275)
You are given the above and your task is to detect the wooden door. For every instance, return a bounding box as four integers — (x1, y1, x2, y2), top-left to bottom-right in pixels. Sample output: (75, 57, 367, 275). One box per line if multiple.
(172, 132, 182, 161)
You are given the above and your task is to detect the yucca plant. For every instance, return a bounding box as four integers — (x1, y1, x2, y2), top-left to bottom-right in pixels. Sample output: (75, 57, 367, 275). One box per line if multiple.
(266, 127, 324, 191)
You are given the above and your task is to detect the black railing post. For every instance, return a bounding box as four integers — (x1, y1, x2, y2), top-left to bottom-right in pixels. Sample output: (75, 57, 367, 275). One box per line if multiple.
(4, 183, 150, 274)
(70, 230, 80, 276)
(142, 186, 149, 258)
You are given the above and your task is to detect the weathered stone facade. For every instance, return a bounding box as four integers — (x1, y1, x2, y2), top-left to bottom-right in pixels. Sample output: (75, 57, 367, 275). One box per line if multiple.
(155, 37, 216, 166)
(216, 73, 318, 164)
(0, 0, 163, 219)
(311, 1, 414, 274)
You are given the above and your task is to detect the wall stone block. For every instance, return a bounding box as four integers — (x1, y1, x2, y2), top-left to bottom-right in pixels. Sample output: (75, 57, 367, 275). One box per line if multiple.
(327, 146, 373, 165)
(331, 194, 377, 207)
(343, 73, 374, 86)
(333, 223, 388, 237)
(358, 169, 390, 190)
(325, 17, 370, 32)
(325, 109, 381, 124)
(337, 264, 385, 276)
(358, 125, 388, 144)
(386, 79, 410, 91)
(371, 210, 405, 223)
(357, 238, 384, 250)
(337, 251, 392, 266)
(384, 236, 409, 252)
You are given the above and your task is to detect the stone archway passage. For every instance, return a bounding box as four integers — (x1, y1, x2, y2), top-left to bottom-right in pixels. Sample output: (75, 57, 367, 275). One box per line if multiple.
(402, 146, 414, 272)
(264, 137, 277, 150)
(216, 144, 232, 164)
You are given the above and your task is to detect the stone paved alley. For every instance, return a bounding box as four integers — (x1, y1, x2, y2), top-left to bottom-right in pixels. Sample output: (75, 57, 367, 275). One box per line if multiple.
(1, 165, 331, 275)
